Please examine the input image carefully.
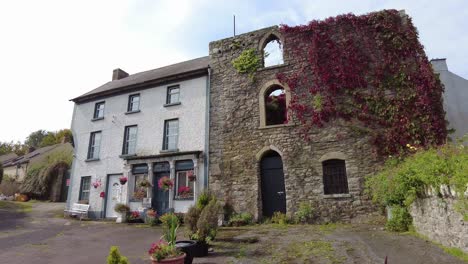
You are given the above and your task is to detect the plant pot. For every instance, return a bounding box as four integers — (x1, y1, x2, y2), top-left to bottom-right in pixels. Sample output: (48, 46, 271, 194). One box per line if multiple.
(127, 218, 144, 224)
(191, 241, 209, 257)
(175, 240, 197, 264)
(151, 253, 186, 264)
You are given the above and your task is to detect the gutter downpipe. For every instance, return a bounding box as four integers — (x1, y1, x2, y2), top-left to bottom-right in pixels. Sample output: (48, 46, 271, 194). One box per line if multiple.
(66, 104, 77, 210)
(204, 67, 211, 189)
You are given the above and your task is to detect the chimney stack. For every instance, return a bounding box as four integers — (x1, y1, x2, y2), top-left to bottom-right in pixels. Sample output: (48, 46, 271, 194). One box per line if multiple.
(112, 68, 129, 81)
(430, 58, 448, 72)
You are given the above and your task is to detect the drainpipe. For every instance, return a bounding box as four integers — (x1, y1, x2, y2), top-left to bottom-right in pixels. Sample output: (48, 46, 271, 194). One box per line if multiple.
(66, 105, 77, 210)
(204, 67, 211, 189)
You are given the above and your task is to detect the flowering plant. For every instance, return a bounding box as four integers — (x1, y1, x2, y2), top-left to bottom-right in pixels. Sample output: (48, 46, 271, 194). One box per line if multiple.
(147, 209, 157, 218)
(187, 170, 196, 182)
(178, 186, 191, 197)
(158, 176, 173, 191)
(129, 211, 140, 220)
(119, 176, 128, 185)
(100, 191, 105, 198)
(148, 240, 183, 261)
(138, 178, 152, 188)
(92, 179, 102, 189)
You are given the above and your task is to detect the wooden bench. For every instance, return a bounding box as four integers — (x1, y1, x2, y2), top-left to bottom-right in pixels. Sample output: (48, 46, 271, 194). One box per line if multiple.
(64, 203, 90, 220)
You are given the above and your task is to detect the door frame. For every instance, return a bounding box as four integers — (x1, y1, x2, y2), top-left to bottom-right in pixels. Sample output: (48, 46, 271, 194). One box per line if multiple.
(104, 173, 123, 218)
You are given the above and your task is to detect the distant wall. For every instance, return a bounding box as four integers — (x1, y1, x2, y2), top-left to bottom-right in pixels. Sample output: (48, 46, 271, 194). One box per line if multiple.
(410, 195, 467, 252)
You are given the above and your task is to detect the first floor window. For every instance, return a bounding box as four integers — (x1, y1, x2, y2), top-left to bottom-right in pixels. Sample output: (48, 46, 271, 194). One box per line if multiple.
(163, 119, 178, 150)
(123, 125, 138, 155)
(175, 170, 194, 199)
(79, 176, 91, 201)
(322, 159, 349, 194)
(128, 94, 140, 112)
(94, 101, 105, 119)
(87, 131, 102, 159)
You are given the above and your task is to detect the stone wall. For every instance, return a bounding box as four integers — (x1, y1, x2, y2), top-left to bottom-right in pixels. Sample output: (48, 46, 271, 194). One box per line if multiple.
(410, 196, 467, 252)
(208, 26, 381, 221)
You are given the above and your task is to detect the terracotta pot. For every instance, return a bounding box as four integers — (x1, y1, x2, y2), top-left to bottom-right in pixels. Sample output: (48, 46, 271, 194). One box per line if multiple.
(151, 253, 186, 264)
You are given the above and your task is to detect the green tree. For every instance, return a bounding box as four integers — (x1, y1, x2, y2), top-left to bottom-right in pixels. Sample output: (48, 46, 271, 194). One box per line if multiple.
(25, 130, 48, 149)
(55, 129, 73, 144)
(39, 132, 57, 147)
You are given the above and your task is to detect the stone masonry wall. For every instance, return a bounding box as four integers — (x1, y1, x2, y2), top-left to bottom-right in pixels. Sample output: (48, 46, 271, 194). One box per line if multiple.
(410, 196, 467, 252)
(208, 26, 381, 221)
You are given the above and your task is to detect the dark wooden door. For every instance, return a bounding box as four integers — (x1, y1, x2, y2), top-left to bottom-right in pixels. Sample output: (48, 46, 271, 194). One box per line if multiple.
(152, 172, 170, 214)
(261, 152, 286, 217)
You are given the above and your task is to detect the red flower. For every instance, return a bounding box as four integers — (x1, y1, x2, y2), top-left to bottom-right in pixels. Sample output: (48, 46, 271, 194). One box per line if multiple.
(99, 191, 105, 198)
(178, 186, 191, 195)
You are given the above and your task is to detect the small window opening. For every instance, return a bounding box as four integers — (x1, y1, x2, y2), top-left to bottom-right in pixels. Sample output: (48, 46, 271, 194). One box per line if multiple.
(263, 37, 283, 67)
(265, 86, 287, 126)
(322, 159, 349, 195)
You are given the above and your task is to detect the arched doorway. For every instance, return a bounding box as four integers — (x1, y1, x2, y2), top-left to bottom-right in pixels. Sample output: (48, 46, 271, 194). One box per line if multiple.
(260, 150, 286, 217)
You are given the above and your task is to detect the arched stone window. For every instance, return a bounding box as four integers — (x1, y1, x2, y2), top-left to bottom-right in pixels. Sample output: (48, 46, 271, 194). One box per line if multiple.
(259, 80, 291, 128)
(260, 33, 284, 67)
(322, 159, 349, 195)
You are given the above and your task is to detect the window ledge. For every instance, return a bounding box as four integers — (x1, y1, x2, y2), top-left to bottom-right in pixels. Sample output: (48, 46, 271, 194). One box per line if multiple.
(85, 158, 100, 162)
(258, 63, 289, 72)
(174, 197, 194, 201)
(322, 194, 351, 199)
(125, 110, 141, 115)
(120, 154, 137, 159)
(160, 149, 179, 154)
(164, 102, 181, 107)
(91, 117, 104, 122)
(259, 123, 295, 130)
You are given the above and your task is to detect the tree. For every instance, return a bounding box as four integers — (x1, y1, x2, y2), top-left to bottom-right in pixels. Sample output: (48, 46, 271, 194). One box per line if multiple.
(0, 162, 3, 185)
(55, 129, 73, 144)
(25, 130, 48, 149)
(39, 132, 57, 147)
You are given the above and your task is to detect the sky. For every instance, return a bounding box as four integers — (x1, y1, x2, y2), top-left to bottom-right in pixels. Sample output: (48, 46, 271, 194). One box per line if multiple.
(0, 0, 467, 142)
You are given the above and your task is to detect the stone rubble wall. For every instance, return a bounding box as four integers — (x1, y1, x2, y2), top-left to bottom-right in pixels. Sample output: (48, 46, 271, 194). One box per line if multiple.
(410, 196, 467, 252)
(208, 26, 381, 221)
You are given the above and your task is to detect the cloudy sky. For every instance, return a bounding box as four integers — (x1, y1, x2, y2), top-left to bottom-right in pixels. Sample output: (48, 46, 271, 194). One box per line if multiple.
(0, 0, 467, 142)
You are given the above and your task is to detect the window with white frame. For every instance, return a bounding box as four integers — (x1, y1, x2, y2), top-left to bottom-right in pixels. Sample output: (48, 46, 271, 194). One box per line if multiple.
(166, 85, 180, 104)
(127, 94, 140, 112)
(174, 160, 194, 200)
(79, 176, 91, 201)
(93, 101, 105, 119)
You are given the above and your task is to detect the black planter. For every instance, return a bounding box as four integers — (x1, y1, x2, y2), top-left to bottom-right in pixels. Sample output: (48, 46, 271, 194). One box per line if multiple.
(175, 240, 197, 264)
(191, 241, 209, 257)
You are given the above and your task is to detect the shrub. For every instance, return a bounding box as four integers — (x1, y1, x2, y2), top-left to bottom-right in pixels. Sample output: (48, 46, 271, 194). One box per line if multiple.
(196, 200, 222, 243)
(385, 205, 412, 232)
(232, 48, 261, 80)
(107, 246, 129, 264)
(160, 213, 179, 245)
(114, 203, 130, 214)
(174, 212, 185, 224)
(229, 212, 253, 226)
(196, 190, 216, 210)
(184, 205, 201, 239)
(295, 202, 314, 224)
(271, 211, 289, 225)
(0, 176, 20, 196)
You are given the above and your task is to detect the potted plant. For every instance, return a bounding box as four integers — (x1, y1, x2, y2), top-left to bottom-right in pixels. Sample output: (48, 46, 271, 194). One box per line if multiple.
(187, 171, 196, 182)
(149, 213, 185, 263)
(92, 179, 102, 189)
(127, 211, 144, 223)
(146, 209, 159, 226)
(177, 186, 191, 198)
(158, 176, 174, 191)
(184, 191, 221, 257)
(139, 178, 152, 188)
(114, 203, 130, 223)
(119, 176, 128, 185)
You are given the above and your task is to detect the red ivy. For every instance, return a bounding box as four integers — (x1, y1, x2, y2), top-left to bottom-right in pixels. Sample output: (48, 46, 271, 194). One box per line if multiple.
(277, 10, 446, 156)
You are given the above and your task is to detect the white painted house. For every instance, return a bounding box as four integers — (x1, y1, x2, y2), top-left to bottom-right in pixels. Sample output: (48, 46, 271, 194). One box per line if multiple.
(68, 57, 210, 218)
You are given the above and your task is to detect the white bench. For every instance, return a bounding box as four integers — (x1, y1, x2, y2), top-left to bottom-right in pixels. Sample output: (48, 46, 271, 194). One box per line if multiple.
(64, 203, 90, 220)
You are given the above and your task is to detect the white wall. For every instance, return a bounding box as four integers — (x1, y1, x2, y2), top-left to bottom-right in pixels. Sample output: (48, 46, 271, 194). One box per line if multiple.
(69, 76, 207, 217)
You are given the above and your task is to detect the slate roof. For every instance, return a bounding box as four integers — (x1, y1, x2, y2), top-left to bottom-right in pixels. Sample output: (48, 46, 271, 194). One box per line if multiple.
(2, 144, 59, 167)
(0, 153, 18, 166)
(71, 56, 210, 103)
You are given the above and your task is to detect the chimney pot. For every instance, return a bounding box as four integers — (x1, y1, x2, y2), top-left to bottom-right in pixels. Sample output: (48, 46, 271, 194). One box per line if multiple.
(112, 68, 129, 81)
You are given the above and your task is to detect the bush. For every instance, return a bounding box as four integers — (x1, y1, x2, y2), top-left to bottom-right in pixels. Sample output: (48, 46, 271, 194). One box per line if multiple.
(114, 203, 130, 214)
(107, 246, 129, 264)
(174, 212, 185, 224)
(0, 176, 20, 196)
(229, 212, 253, 226)
(196, 200, 222, 243)
(271, 211, 289, 225)
(295, 202, 314, 224)
(185, 206, 201, 239)
(386, 205, 412, 232)
(196, 190, 216, 210)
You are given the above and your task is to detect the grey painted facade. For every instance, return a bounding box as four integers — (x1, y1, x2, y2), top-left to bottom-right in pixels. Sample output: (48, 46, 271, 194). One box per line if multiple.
(431, 59, 468, 140)
(69, 75, 208, 218)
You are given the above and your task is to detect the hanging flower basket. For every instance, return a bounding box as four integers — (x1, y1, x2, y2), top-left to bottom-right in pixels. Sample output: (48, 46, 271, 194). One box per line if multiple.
(92, 179, 102, 189)
(139, 178, 152, 188)
(158, 176, 174, 191)
(187, 170, 196, 182)
(119, 176, 128, 185)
